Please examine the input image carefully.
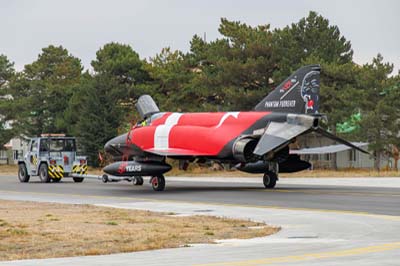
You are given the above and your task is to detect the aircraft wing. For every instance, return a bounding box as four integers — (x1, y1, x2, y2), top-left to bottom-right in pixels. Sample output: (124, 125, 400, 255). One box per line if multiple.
(253, 115, 369, 156)
(253, 121, 311, 156)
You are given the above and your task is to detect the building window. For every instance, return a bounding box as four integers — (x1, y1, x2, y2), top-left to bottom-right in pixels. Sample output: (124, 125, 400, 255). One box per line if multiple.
(349, 150, 356, 161)
(324, 153, 331, 161)
(13, 150, 22, 160)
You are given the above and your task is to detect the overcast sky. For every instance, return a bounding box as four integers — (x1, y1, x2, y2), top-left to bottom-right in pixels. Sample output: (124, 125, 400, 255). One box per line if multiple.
(1, 0, 399, 74)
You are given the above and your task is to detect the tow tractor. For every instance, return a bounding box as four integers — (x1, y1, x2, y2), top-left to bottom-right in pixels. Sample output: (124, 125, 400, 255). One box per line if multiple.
(17, 134, 88, 183)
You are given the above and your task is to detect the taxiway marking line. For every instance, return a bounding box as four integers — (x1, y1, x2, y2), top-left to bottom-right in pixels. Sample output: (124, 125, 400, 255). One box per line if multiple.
(0, 190, 400, 221)
(195, 241, 400, 266)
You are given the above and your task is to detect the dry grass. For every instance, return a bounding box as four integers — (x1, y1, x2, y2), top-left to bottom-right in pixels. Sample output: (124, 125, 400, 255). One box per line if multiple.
(0, 200, 279, 261)
(0, 164, 17, 175)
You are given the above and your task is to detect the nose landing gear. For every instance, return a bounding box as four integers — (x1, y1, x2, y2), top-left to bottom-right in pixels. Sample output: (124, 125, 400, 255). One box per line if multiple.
(133, 176, 144, 186)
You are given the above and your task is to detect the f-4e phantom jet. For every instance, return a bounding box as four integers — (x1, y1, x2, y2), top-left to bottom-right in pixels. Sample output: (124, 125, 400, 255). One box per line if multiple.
(104, 65, 368, 191)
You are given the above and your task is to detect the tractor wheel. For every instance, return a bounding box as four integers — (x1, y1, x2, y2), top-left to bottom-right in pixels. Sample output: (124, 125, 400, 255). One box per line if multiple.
(263, 171, 277, 189)
(18, 164, 30, 183)
(39, 164, 51, 183)
(133, 176, 144, 186)
(52, 178, 61, 183)
(73, 177, 84, 183)
(151, 175, 165, 191)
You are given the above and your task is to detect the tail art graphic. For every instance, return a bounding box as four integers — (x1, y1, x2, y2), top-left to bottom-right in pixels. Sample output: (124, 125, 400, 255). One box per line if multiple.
(254, 65, 320, 114)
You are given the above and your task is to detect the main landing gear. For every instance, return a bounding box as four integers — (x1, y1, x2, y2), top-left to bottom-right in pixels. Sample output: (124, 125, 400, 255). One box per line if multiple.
(263, 162, 278, 189)
(263, 171, 277, 188)
(133, 175, 165, 191)
(150, 175, 166, 191)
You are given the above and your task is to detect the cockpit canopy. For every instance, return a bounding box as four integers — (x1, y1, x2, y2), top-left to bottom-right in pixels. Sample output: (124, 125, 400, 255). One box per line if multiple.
(144, 112, 166, 125)
(135, 95, 160, 120)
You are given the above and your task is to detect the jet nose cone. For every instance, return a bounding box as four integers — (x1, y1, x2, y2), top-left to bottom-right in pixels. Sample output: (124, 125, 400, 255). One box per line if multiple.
(104, 133, 128, 155)
(104, 139, 115, 154)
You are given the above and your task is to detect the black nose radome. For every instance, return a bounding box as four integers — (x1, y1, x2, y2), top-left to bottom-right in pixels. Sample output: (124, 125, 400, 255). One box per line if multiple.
(104, 133, 128, 155)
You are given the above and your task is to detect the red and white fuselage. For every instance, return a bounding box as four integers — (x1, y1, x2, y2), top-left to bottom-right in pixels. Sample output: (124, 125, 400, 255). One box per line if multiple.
(127, 111, 272, 157)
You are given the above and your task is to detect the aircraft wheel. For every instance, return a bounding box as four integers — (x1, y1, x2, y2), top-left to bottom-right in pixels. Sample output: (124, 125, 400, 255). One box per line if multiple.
(102, 174, 109, 183)
(151, 175, 165, 191)
(133, 176, 144, 186)
(39, 164, 51, 183)
(18, 164, 30, 183)
(263, 171, 277, 189)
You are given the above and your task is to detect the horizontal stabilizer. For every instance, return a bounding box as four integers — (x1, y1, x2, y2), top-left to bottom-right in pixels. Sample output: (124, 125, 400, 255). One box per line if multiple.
(314, 128, 369, 154)
(290, 142, 369, 155)
(253, 114, 369, 157)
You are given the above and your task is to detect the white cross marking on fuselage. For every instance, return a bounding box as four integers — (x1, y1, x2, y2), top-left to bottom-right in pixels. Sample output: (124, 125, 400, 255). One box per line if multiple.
(154, 113, 182, 150)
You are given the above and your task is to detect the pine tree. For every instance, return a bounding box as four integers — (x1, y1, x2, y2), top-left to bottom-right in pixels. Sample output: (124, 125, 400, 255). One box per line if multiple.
(0, 55, 15, 146)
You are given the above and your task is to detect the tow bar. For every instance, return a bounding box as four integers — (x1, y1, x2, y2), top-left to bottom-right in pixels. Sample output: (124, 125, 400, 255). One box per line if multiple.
(70, 173, 132, 183)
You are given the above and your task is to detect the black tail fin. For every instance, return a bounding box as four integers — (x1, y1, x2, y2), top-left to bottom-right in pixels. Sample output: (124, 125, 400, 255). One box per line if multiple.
(254, 65, 321, 114)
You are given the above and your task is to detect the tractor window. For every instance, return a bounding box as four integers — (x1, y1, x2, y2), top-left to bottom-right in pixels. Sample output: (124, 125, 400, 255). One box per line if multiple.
(30, 140, 38, 153)
(64, 139, 76, 151)
(49, 139, 76, 152)
(50, 139, 64, 152)
(40, 139, 49, 152)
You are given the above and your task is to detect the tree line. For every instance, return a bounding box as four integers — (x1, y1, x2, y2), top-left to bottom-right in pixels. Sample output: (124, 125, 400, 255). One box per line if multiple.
(0, 11, 399, 168)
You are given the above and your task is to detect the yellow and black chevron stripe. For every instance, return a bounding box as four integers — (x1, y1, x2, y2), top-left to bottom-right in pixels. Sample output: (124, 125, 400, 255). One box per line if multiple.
(48, 165, 64, 179)
(72, 164, 88, 175)
(32, 156, 38, 166)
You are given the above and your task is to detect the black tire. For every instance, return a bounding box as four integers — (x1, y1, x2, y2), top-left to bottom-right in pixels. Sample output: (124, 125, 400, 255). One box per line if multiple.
(133, 176, 144, 186)
(151, 175, 165, 191)
(102, 174, 109, 183)
(39, 163, 51, 183)
(52, 178, 61, 183)
(263, 171, 277, 189)
(73, 177, 84, 183)
(18, 164, 30, 183)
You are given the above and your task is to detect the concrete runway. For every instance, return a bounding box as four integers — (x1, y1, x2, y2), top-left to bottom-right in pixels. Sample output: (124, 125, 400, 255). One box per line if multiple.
(1, 175, 399, 215)
(0, 175, 400, 265)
